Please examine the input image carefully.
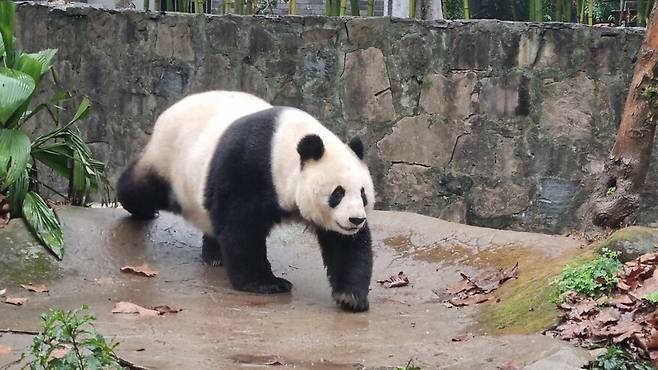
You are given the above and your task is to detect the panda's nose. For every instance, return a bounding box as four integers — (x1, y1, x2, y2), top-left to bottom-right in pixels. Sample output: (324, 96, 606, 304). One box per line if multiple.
(349, 217, 365, 226)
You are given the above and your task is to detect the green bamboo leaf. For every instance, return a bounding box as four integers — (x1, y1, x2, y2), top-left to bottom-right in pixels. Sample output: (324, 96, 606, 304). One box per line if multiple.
(0, 0, 16, 68)
(0, 68, 35, 126)
(22, 191, 64, 259)
(23, 89, 71, 122)
(16, 49, 56, 83)
(32, 142, 73, 178)
(68, 97, 91, 126)
(0, 128, 30, 190)
(7, 167, 27, 215)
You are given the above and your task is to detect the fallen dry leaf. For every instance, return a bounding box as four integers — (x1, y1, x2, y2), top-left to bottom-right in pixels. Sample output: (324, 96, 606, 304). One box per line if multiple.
(448, 293, 490, 307)
(0, 288, 5, 296)
(444, 262, 519, 308)
(594, 307, 621, 326)
(498, 262, 520, 284)
(152, 305, 182, 314)
(120, 264, 158, 278)
(4, 297, 27, 305)
(0, 345, 10, 356)
(446, 273, 474, 294)
(20, 283, 49, 293)
(451, 333, 475, 342)
(377, 271, 409, 288)
(112, 301, 161, 317)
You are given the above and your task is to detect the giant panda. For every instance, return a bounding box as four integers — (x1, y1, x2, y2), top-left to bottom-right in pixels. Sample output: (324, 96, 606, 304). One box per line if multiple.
(116, 91, 375, 312)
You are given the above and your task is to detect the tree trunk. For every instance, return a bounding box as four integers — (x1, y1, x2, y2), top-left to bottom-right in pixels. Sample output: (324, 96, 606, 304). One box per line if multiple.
(590, 1, 658, 228)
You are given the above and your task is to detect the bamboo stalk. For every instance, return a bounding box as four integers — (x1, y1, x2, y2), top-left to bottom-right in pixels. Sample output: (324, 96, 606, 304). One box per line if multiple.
(511, 0, 517, 20)
(326, 0, 331, 15)
(144, 0, 150, 11)
(166, 0, 173, 11)
(339, 0, 346, 16)
(536, 0, 542, 22)
(529, 0, 534, 20)
(588, 0, 593, 25)
(235, 0, 243, 14)
(289, 0, 297, 14)
(442, 0, 447, 19)
(224, 0, 231, 14)
(462, 0, 469, 19)
(195, 0, 203, 13)
(350, 0, 360, 16)
(367, 0, 373, 16)
(409, 0, 416, 17)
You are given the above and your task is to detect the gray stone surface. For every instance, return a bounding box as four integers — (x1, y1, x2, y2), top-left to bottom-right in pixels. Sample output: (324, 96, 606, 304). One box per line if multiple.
(0, 207, 590, 369)
(15, 3, 656, 233)
(597, 226, 658, 262)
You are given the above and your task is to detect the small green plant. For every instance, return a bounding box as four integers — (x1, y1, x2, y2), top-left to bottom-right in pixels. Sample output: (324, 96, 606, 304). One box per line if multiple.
(0, 0, 110, 259)
(606, 186, 617, 196)
(641, 85, 658, 101)
(587, 346, 654, 370)
(396, 359, 421, 370)
(553, 248, 623, 301)
(20, 305, 123, 370)
(644, 291, 658, 304)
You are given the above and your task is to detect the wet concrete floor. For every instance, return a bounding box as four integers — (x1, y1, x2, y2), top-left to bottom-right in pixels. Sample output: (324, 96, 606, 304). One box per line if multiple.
(0, 207, 590, 369)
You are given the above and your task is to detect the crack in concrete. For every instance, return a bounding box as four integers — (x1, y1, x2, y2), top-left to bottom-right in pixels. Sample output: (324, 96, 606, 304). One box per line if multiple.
(448, 131, 471, 167)
(374, 87, 391, 97)
(391, 160, 431, 168)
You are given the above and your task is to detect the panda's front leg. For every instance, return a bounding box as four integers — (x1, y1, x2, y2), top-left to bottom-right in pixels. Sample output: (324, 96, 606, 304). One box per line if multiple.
(215, 222, 293, 294)
(317, 224, 373, 312)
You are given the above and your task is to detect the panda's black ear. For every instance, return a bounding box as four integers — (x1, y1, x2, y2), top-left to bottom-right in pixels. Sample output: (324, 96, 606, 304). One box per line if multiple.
(348, 136, 364, 160)
(297, 134, 324, 163)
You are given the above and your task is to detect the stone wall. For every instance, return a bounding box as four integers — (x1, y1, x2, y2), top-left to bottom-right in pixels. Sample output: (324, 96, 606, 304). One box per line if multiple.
(16, 3, 656, 233)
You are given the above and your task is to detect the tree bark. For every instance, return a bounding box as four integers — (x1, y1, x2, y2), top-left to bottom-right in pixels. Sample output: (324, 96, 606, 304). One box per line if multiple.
(590, 1, 658, 228)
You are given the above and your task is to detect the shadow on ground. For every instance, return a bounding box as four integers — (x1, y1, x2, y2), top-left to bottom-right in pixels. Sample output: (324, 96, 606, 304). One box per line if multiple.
(0, 207, 592, 369)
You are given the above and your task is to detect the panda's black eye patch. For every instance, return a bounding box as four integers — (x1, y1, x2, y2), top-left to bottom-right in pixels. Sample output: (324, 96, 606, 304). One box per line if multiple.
(329, 186, 345, 208)
(361, 187, 368, 206)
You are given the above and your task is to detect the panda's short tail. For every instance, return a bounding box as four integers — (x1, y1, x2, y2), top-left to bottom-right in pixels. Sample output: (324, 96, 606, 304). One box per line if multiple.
(116, 161, 173, 219)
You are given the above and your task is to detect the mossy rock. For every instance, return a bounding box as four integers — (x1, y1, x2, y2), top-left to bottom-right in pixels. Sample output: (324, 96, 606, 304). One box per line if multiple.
(595, 226, 658, 262)
(0, 218, 62, 286)
(475, 247, 597, 335)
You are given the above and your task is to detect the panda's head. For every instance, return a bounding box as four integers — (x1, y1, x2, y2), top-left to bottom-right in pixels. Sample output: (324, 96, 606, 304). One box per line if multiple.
(295, 134, 375, 235)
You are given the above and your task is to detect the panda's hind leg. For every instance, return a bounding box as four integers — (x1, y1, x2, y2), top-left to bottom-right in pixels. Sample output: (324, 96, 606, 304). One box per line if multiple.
(201, 234, 223, 266)
(117, 161, 173, 219)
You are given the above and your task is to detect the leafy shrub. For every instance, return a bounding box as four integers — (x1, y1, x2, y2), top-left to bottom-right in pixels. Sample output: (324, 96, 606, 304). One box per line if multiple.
(553, 248, 623, 301)
(0, 0, 110, 259)
(644, 291, 658, 304)
(587, 346, 654, 370)
(20, 306, 123, 370)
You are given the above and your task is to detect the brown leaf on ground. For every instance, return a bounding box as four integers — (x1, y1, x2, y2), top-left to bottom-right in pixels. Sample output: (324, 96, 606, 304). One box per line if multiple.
(451, 333, 475, 342)
(448, 293, 490, 307)
(610, 294, 635, 309)
(4, 297, 27, 305)
(120, 264, 158, 278)
(446, 273, 474, 294)
(376, 271, 409, 288)
(20, 283, 49, 293)
(112, 301, 161, 317)
(594, 307, 621, 326)
(498, 262, 520, 284)
(444, 263, 518, 308)
(556, 321, 592, 340)
(152, 305, 182, 314)
(0, 345, 10, 356)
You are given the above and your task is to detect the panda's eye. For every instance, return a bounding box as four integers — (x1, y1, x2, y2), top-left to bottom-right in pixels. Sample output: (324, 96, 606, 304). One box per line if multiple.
(328, 186, 345, 208)
(361, 187, 368, 206)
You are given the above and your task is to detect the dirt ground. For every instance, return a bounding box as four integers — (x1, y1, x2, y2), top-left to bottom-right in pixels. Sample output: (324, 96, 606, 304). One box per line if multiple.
(0, 207, 591, 369)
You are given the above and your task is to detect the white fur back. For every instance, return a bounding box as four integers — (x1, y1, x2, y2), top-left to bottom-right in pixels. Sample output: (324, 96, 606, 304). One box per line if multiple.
(137, 91, 271, 233)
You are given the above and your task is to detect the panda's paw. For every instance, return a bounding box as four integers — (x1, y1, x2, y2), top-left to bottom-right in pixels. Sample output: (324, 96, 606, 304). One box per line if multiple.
(235, 276, 293, 294)
(201, 248, 223, 266)
(332, 289, 369, 312)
